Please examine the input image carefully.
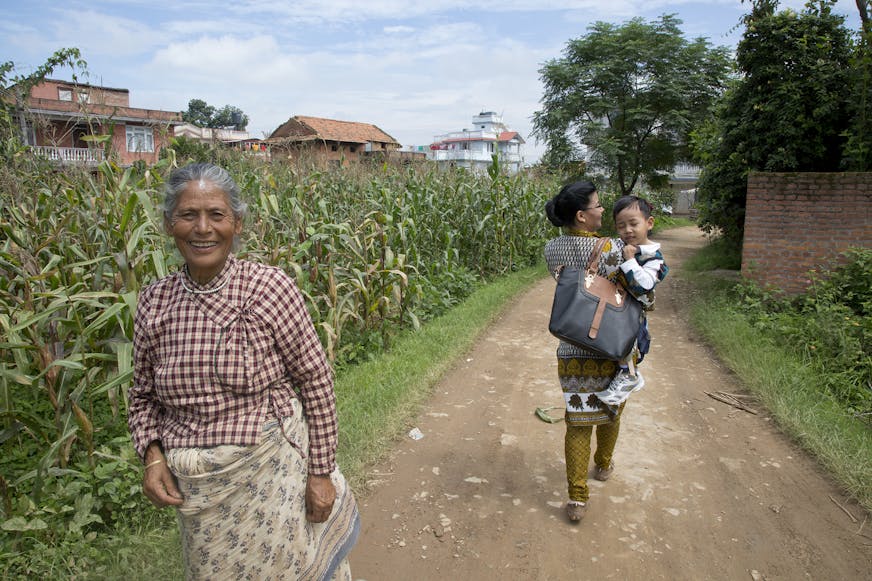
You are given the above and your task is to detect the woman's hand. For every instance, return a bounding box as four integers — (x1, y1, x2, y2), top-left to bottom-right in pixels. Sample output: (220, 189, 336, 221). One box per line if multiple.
(142, 442, 184, 509)
(305, 474, 336, 523)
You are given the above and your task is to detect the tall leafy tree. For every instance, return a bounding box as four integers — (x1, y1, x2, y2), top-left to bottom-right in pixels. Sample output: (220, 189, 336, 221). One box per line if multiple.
(212, 104, 249, 131)
(181, 98, 215, 127)
(532, 14, 731, 195)
(694, 0, 855, 242)
(182, 99, 249, 130)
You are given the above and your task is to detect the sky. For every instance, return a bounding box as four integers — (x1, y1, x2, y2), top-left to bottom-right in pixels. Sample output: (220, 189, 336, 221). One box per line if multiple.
(0, 0, 863, 164)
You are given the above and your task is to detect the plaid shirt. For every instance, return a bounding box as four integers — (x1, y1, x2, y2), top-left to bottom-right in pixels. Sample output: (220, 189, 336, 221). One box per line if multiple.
(128, 255, 337, 475)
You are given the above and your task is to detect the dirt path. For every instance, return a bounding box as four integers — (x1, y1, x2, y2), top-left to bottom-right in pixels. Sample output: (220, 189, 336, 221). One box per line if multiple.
(348, 226, 871, 580)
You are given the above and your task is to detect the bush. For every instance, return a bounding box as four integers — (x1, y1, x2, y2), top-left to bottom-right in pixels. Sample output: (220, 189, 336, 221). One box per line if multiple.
(732, 247, 872, 417)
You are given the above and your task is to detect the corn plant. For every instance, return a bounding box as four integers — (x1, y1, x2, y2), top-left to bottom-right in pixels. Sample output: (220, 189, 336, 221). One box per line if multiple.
(1, 148, 559, 575)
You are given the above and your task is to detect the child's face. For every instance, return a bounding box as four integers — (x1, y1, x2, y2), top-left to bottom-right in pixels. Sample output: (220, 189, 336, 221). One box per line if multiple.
(615, 203, 655, 246)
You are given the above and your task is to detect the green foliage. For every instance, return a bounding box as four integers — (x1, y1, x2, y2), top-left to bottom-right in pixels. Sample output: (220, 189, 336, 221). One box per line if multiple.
(180, 98, 214, 127)
(532, 14, 732, 195)
(0, 48, 88, 162)
(683, 234, 743, 272)
(694, 1, 860, 241)
(727, 247, 872, 416)
(0, 150, 561, 575)
(160, 135, 216, 163)
(181, 98, 249, 130)
(842, 2, 872, 170)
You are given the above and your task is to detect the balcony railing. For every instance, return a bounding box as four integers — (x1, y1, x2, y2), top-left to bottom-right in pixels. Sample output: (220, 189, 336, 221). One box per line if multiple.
(32, 146, 104, 165)
(671, 163, 701, 179)
(431, 150, 522, 164)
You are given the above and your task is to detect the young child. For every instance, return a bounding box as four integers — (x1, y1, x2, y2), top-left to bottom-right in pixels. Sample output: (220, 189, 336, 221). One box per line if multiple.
(595, 195, 668, 409)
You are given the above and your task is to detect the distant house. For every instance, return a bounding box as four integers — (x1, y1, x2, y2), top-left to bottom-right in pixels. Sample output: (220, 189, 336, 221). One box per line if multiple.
(174, 123, 250, 144)
(266, 115, 400, 167)
(7, 79, 182, 166)
(174, 123, 268, 158)
(429, 111, 525, 173)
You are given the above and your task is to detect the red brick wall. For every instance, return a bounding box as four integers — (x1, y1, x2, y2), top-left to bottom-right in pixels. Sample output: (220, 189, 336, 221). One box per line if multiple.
(742, 172, 872, 294)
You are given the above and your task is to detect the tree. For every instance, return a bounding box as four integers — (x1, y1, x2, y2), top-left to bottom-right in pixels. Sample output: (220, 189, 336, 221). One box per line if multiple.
(212, 105, 249, 131)
(0, 48, 88, 157)
(842, 0, 872, 169)
(181, 99, 248, 131)
(694, 1, 856, 242)
(532, 14, 732, 195)
(181, 98, 215, 127)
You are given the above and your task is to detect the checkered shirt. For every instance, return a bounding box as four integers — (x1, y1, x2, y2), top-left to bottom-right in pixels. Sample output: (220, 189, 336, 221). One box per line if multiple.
(128, 255, 337, 475)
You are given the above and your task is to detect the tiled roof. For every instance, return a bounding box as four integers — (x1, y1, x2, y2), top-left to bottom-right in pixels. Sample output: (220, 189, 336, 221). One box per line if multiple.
(269, 115, 398, 145)
(499, 131, 525, 143)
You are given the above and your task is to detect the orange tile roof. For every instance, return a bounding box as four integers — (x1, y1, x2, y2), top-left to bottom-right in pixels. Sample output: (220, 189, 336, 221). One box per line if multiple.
(269, 115, 398, 145)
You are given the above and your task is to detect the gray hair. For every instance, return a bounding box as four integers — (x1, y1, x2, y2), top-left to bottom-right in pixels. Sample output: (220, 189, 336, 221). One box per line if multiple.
(163, 163, 248, 224)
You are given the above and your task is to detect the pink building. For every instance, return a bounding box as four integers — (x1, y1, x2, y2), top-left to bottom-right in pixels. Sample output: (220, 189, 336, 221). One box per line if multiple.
(10, 79, 182, 166)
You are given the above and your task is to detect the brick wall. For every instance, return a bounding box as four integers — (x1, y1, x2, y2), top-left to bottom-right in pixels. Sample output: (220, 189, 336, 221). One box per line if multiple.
(742, 172, 872, 294)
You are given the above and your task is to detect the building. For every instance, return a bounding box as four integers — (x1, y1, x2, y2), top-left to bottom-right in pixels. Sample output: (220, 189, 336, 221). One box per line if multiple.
(173, 123, 251, 144)
(174, 123, 269, 159)
(8, 79, 182, 166)
(429, 111, 525, 173)
(266, 115, 400, 167)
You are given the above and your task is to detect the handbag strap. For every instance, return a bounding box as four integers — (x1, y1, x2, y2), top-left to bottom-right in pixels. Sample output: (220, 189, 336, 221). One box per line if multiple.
(586, 237, 608, 273)
(554, 237, 608, 279)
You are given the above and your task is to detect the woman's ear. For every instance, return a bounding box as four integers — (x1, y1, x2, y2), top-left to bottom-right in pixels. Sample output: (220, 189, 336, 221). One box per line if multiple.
(575, 209, 586, 224)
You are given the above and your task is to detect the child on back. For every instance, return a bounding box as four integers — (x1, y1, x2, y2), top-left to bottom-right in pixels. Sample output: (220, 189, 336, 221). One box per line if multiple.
(595, 195, 668, 410)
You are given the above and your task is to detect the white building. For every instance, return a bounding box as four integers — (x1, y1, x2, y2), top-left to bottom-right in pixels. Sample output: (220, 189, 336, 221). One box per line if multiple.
(429, 111, 525, 173)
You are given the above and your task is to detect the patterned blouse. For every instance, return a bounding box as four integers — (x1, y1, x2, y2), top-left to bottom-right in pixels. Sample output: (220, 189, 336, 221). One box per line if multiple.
(544, 230, 625, 359)
(128, 255, 338, 475)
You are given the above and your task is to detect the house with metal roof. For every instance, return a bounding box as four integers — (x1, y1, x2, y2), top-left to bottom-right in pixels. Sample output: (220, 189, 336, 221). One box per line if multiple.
(429, 111, 525, 173)
(266, 115, 401, 167)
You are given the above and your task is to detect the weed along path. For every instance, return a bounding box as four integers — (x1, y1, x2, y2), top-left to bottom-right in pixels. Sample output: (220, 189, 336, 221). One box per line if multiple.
(348, 226, 871, 580)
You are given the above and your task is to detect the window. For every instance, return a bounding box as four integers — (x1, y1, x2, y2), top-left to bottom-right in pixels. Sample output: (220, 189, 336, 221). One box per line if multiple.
(58, 89, 72, 101)
(126, 126, 154, 153)
(76, 90, 90, 104)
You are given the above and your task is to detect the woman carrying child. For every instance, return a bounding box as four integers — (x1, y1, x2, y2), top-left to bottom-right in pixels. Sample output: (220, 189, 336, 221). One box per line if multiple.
(544, 180, 627, 522)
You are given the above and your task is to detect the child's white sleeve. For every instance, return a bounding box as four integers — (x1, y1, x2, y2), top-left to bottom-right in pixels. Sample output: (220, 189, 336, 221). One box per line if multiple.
(620, 257, 664, 292)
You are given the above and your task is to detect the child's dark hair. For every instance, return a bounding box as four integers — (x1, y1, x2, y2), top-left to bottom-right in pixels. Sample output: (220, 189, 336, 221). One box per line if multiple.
(612, 195, 653, 221)
(545, 180, 597, 227)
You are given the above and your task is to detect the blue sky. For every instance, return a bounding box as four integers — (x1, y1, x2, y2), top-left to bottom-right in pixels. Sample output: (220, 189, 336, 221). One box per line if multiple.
(1, 1, 863, 162)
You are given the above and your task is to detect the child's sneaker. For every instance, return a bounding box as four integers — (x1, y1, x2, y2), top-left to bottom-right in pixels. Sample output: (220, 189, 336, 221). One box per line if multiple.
(596, 371, 645, 405)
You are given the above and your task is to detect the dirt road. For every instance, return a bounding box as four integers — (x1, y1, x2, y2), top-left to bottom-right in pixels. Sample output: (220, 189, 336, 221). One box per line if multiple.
(348, 226, 871, 580)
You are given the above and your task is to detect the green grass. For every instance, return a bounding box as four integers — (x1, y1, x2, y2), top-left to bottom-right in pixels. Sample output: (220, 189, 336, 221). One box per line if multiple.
(84, 264, 546, 581)
(683, 232, 742, 271)
(334, 264, 545, 489)
(684, 243, 872, 511)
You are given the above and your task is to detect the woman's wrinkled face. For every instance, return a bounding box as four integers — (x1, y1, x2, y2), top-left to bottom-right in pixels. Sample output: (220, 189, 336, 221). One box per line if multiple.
(575, 193, 604, 232)
(167, 180, 241, 284)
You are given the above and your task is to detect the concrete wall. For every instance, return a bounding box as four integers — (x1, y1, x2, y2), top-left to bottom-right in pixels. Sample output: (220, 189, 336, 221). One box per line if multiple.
(742, 172, 872, 294)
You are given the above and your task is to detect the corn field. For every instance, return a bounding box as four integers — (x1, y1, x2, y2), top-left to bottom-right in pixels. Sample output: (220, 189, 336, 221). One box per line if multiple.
(0, 148, 559, 571)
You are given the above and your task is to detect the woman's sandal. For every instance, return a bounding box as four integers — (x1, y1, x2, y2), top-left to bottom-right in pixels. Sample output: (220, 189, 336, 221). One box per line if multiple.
(565, 501, 587, 522)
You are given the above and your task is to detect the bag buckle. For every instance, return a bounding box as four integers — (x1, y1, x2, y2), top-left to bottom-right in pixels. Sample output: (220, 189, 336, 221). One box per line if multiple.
(584, 270, 596, 289)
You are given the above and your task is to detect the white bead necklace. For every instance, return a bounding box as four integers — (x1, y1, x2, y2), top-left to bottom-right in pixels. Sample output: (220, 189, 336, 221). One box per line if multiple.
(180, 269, 230, 295)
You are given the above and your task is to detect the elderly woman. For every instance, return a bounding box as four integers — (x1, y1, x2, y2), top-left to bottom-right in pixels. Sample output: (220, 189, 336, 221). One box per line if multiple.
(128, 163, 359, 579)
(544, 180, 626, 523)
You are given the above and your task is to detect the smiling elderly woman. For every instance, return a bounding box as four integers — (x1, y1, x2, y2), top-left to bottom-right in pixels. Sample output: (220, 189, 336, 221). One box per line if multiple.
(127, 163, 359, 580)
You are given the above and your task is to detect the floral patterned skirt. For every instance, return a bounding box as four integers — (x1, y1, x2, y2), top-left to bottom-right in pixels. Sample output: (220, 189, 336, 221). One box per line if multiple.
(558, 356, 625, 425)
(167, 399, 359, 580)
